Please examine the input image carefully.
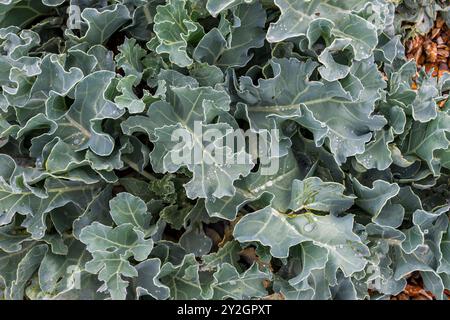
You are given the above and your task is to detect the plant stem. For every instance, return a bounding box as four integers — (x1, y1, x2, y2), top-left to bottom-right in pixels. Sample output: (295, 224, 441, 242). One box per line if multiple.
(122, 157, 157, 181)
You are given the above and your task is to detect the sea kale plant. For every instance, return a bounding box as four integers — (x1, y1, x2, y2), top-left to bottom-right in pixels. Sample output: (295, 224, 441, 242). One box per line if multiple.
(0, 0, 449, 300)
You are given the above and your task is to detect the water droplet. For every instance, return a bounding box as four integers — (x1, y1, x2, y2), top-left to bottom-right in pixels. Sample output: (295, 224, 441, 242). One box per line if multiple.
(266, 181, 273, 187)
(423, 229, 429, 235)
(338, 244, 344, 249)
(35, 156, 43, 168)
(303, 222, 316, 233)
(73, 138, 80, 145)
(312, 217, 318, 222)
(229, 280, 237, 286)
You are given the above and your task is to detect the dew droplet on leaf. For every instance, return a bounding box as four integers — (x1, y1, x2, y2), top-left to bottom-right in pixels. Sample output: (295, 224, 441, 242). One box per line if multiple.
(303, 222, 316, 233)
